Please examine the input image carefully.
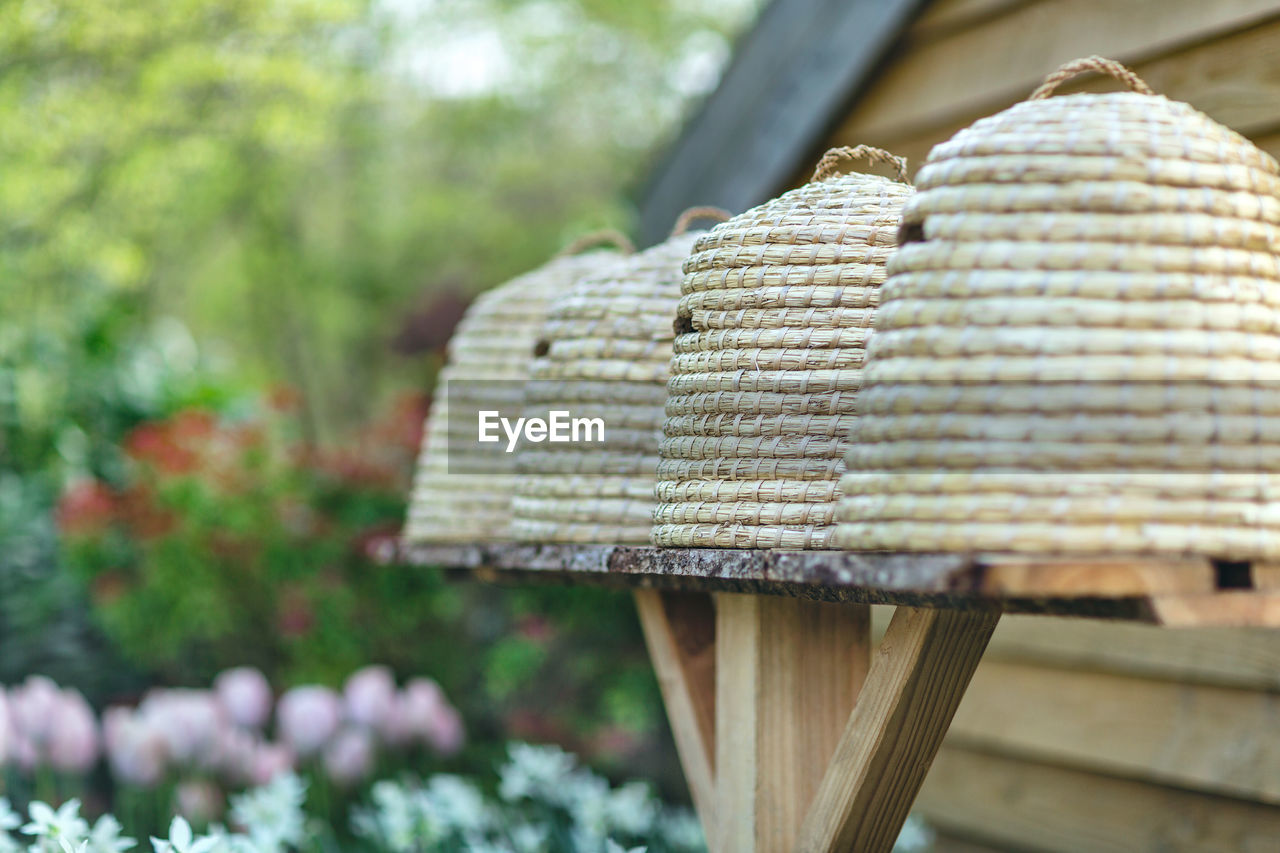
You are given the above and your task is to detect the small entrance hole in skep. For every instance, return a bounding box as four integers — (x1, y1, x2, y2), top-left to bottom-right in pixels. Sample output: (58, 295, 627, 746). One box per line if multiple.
(1212, 560, 1253, 590)
(898, 221, 925, 245)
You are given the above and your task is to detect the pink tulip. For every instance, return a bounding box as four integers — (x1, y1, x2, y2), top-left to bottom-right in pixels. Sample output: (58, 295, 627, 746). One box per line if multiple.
(0, 690, 10, 766)
(399, 679, 444, 733)
(214, 668, 273, 730)
(424, 702, 464, 755)
(249, 741, 295, 786)
(9, 675, 60, 749)
(214, 725, 259, 786)
(101, 706, 130, 755)
(175, 779, 224, 824)
(343, 666, 396, 729)
(104, 707, 168, 788)
(276, 686, 341, 756)
(47, 689, 99, 773)
(9, 733, 37, 773)
(374, 694, 414, 747)
(323, 727, 375, 787)
(400, 678, 464, 754)
(138, 689, 225, 767)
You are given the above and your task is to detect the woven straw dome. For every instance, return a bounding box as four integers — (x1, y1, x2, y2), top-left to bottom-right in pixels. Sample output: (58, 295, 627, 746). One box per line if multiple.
(404, 239, 629, 544)
(512, 214, 726, 544)
(655, 148, 914, 549)
(834, 57, 1280, 557)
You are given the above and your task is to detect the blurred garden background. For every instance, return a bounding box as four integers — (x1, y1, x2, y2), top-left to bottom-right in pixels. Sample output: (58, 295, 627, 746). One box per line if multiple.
(0, 0, 763, 847)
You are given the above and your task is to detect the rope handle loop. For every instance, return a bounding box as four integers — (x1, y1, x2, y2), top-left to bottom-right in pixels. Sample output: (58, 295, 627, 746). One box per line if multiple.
(811, 145, 908, 183)
(556, 229, 635, 258)
(1029, 56, 1155, 100)
(671, 206, 732, 236)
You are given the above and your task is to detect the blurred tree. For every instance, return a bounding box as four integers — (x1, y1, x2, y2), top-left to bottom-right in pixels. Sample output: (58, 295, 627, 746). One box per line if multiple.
(0, 0, 758, 783)
(0, 0, 757, 451)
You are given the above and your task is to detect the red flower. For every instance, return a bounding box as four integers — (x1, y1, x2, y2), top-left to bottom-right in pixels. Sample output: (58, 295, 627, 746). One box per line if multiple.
(170, 410, 216, 442)
(123, 421, 198, 474)
(117, 483, 177, 540)
(56, 479, 118, 535)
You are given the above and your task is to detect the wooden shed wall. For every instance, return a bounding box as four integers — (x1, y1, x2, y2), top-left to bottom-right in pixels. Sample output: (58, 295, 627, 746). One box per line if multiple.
(821, 0, 1280, 175)
(829, 2, 1280, 849)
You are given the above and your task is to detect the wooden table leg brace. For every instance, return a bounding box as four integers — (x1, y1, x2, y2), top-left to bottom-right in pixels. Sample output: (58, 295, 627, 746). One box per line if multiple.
(636, 592, 999, 853)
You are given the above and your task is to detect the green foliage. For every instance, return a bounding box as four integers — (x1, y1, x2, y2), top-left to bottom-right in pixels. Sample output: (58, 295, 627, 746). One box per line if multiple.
(57, 399, 666, 790)
(3, 0, 762, 803)
(59, 398, 427, 685)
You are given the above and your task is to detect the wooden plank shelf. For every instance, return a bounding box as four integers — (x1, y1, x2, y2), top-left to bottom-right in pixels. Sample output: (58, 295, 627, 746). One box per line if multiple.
(394, 541, 1280, 851)
(397, 543, 1280, 627)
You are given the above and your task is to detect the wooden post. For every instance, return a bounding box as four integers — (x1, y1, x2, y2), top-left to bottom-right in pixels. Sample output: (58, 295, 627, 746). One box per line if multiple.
(634, 590, 718, 843)
(797, 606, 1000, 853)
(714, 593, 871, 852)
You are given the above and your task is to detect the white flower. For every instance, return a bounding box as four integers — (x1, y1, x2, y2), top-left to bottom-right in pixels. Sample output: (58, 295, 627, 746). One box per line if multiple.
(497, 743, 577, 803)
(352, 782, 427, 853)
(88, 815, 135, 853)
(0, 799, 21, 832)
(562, 769, 611, 837)
(22, 800, 89, 845)
(58, 840, 88, 853)
(0, 799, 19, 853)
(604, 842, 645, 853)
(603, 782, 657, 837)
(188, 824, 248, 853)
(656, 809, 703, 851)
(149, 817, 216, 853)
(228, 773, 307, 850)
(421, 776, 489, 835)
(506, 822, 548, 853)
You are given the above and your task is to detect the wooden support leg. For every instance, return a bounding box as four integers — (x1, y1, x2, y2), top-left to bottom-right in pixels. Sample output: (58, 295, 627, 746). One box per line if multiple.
(634, 590, 718, 843)
(715, 593, 871, 853)
(797, 606, 1000, 853)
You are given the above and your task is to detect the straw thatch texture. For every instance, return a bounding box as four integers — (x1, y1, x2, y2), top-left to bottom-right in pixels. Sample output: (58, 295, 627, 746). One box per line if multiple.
(511, 232, 701, 544)
(656, 151, 914, 549)
(404, 250, 624, 544)
(834, 57, 1280, 557)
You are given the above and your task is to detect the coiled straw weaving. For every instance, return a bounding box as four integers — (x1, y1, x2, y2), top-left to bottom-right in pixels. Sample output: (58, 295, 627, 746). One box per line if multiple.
(655, 148, 914, 549)
(404, 233, 631, 544)
(512, 209, 728, 544)
(834, 56, 1280, 557)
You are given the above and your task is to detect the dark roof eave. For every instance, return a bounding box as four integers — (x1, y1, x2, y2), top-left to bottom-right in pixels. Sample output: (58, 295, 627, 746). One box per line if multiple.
(636, 0, 923, 246)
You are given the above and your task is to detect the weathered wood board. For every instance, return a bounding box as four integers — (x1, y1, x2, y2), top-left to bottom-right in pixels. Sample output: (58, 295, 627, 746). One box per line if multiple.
(399, 542, 1280, 626)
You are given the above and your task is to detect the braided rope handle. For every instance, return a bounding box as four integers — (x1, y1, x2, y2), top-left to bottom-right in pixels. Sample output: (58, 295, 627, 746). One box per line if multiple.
(811, 145, 909, 183)
(1029, 56, 1155, 100)
(671, 206, 732, 236)
(556, 229, 635, 258)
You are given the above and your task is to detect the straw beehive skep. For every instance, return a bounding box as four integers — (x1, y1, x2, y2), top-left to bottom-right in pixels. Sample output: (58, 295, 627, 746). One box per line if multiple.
(403, 233, 630, 544)
(834, 57, 1280, 557)
(655, 147, 914, 549)
(511, 208, 731, 544)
